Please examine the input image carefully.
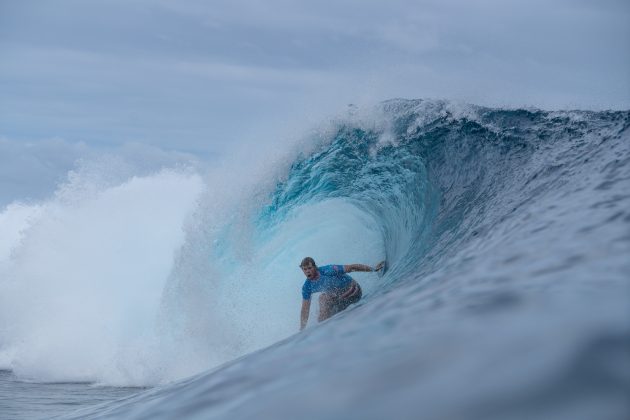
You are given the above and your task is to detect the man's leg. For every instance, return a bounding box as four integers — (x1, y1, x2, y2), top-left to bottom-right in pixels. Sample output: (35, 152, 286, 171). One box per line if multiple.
(318, 293, 338, 322)
(336, 282, 362, 313)
(318, 284, 362, 322)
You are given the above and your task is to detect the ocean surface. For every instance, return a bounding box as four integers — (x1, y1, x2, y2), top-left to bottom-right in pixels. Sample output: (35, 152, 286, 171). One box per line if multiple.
(0, 99, 628, 419)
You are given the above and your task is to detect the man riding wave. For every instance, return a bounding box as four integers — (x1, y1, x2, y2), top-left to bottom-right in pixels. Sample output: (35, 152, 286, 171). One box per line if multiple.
(299, 257, 385, 330)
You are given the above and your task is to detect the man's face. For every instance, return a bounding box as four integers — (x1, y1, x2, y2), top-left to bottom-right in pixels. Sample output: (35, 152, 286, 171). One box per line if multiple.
(301, 264, 318, 280)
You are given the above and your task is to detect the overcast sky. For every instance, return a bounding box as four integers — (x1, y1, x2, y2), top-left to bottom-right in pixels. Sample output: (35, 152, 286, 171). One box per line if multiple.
(1, 0, 629, 205)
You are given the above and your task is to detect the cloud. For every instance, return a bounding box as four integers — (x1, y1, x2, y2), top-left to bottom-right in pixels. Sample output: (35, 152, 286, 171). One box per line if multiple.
(0, 0, 628, 160)
(0, 136, 202, 207)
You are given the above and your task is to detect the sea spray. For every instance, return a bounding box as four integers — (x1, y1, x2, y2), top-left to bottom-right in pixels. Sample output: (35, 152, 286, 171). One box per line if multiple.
(0, 163, 203, 385)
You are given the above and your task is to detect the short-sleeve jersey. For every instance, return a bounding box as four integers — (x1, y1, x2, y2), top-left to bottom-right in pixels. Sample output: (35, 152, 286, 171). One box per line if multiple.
(302, 264, 352, 300)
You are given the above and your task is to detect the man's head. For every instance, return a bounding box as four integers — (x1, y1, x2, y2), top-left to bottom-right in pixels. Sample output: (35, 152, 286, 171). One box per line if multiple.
(300, 257, 318, 279)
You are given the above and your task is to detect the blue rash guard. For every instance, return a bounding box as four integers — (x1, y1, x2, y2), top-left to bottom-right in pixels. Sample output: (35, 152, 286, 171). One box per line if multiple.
(302, 264, 353, 300)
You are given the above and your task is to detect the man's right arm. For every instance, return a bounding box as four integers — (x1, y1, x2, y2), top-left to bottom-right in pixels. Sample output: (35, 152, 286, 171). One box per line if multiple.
(344, 261, 386, 273)
(300, 299, 311, 331)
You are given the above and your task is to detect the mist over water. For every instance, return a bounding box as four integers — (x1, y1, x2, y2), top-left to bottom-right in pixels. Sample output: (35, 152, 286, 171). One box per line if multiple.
(0, 161, 204, 385)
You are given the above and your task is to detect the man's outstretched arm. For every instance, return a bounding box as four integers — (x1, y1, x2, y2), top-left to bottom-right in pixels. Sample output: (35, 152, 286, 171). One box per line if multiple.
(300, 299, 311, 331)
(344, 261, 385, 273)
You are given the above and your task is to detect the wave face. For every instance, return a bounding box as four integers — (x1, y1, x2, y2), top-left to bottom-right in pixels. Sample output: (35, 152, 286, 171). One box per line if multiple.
(3, 99, 630, 419)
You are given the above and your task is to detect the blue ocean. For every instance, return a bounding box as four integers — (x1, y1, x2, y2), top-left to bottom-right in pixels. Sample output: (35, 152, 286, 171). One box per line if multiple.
(1, 99, 628, 419)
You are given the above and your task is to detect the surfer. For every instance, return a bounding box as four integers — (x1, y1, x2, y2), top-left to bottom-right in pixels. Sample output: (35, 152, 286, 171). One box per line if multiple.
(299, 257, 385, 330)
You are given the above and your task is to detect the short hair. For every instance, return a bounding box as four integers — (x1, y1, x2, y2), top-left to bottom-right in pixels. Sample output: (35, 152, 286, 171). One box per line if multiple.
(300, 257, 316, 268)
